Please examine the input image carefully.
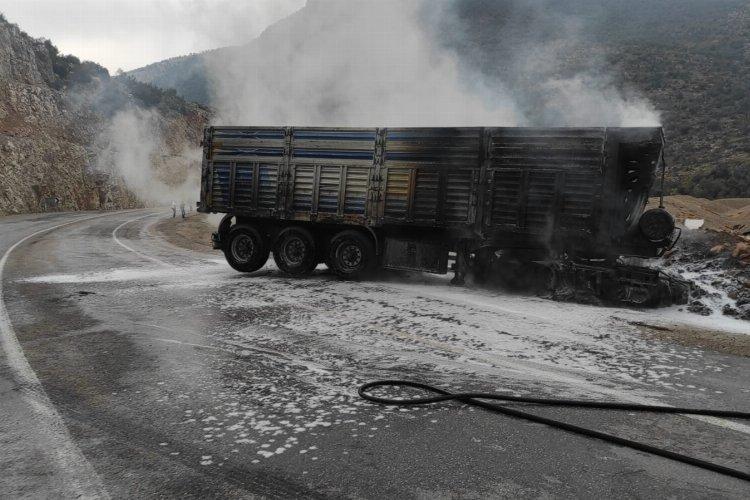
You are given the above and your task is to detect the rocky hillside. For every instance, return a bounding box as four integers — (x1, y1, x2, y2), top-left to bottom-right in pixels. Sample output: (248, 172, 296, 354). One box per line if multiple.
(0, 14, 209, 215)
(127, 0, 749, 199)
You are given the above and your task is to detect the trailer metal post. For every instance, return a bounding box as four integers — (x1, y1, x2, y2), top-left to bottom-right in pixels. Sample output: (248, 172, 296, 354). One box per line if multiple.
(451, 240, 471, 285)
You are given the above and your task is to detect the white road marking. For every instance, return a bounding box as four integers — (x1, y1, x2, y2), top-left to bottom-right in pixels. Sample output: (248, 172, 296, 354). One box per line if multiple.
(0, 213, 118, 499)
(112, 213, 174, 267)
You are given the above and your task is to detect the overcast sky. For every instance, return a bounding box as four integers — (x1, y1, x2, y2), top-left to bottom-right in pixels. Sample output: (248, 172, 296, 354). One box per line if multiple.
(0, 0, 305, 72)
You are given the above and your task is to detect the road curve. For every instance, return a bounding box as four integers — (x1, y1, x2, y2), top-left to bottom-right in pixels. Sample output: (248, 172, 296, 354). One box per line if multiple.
(1, 209, 748, 498)
(0, 211, 129, 499)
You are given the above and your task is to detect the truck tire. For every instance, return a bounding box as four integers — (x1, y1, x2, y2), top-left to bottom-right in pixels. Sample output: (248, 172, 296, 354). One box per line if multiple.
(224, 225, 270, 273)
(273, 227, 318, 276)
(328, 230, 375, 279)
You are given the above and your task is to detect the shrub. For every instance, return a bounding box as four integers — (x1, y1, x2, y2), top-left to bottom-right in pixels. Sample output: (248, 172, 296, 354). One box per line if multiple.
(680, 164, 750, 198)
(44, 39, 109, 86)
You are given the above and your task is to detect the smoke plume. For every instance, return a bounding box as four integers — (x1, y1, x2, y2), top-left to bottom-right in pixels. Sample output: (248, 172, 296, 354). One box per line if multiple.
(206, 0, 524, 126)
(430, 0, 660, 126)
(96, 0, 661, 208)
(95, 106, 202, 206)
(205, 0, 659, 127)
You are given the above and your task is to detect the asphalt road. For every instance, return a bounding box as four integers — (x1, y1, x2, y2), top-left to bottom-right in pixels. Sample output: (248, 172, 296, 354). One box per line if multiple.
(0, 210, 748, 499)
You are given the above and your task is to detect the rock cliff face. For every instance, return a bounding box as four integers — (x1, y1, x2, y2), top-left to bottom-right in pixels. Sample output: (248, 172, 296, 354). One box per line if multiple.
(0, 16, 210, 215)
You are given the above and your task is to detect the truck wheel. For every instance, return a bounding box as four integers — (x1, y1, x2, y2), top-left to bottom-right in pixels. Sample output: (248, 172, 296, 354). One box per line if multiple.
(328, 230, 375, 278)
(273, 227, 318, 276)
(224, 225, 270, 273)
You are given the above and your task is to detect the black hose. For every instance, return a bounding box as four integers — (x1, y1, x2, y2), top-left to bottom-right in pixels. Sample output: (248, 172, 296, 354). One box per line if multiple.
(359, 380, 750, 482)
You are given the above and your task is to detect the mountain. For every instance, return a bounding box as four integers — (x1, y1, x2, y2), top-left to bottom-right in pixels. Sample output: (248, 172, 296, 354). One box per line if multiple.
(0, 13, 210, 215)
(127, 0, 749, 199)
(126, 49, 213, 106)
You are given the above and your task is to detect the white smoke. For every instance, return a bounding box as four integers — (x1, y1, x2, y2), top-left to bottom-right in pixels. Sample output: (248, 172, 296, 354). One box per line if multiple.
(96, 0, 661, 208)
(536, 75, 659, 126)
(206, 0, 524, 126)
(96, 106, 201, 206)
(429, 0, 661, 127)
(204, 0, 659, 127)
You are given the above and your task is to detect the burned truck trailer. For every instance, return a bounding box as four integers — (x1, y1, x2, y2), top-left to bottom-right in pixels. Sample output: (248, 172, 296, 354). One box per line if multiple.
(198, 126, 687, 306)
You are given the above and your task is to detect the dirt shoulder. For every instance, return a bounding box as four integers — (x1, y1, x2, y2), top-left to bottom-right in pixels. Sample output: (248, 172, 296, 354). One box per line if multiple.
(152, 213, 215, 253)
(647, 195, 750, 234)
(626, 320, 750, 358)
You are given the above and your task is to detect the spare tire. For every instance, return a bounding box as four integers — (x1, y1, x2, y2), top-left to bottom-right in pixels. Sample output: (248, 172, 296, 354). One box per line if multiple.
(639, 208, 675, 243)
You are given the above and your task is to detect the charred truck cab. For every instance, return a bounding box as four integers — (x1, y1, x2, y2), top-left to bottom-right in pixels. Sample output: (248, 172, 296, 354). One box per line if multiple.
(198, 126, 688, 307)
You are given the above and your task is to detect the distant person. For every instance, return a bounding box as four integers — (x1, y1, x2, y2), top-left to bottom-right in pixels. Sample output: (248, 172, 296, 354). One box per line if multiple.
(171, 201, 177, 218)
(180, 201, 186, 218)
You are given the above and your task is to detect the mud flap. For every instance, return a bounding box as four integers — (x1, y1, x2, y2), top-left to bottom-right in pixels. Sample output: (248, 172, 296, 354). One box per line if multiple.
(211, 232, 222, 250)
(213, 214, 234, 250)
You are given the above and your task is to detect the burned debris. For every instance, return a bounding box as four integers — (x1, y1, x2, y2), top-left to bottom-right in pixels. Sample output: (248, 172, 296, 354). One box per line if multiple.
(662, 227, 750, 320)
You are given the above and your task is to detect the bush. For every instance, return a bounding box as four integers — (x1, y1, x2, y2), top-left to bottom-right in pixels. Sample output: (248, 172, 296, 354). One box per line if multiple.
(680, 164, 750, 198)
(117, 75, 188, 114)
(44, 39, 109, 87)
(69, 61, 109, 85)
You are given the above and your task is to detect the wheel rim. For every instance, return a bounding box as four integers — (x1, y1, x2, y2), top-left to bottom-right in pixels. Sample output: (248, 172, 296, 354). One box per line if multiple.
(281, 236, 307, 266)
(230, 234, 255, 263)
(337, 242, 363, 271)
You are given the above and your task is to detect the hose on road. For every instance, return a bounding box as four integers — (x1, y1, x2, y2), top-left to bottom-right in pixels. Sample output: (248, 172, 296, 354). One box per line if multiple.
(359, 380, 750, 482)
